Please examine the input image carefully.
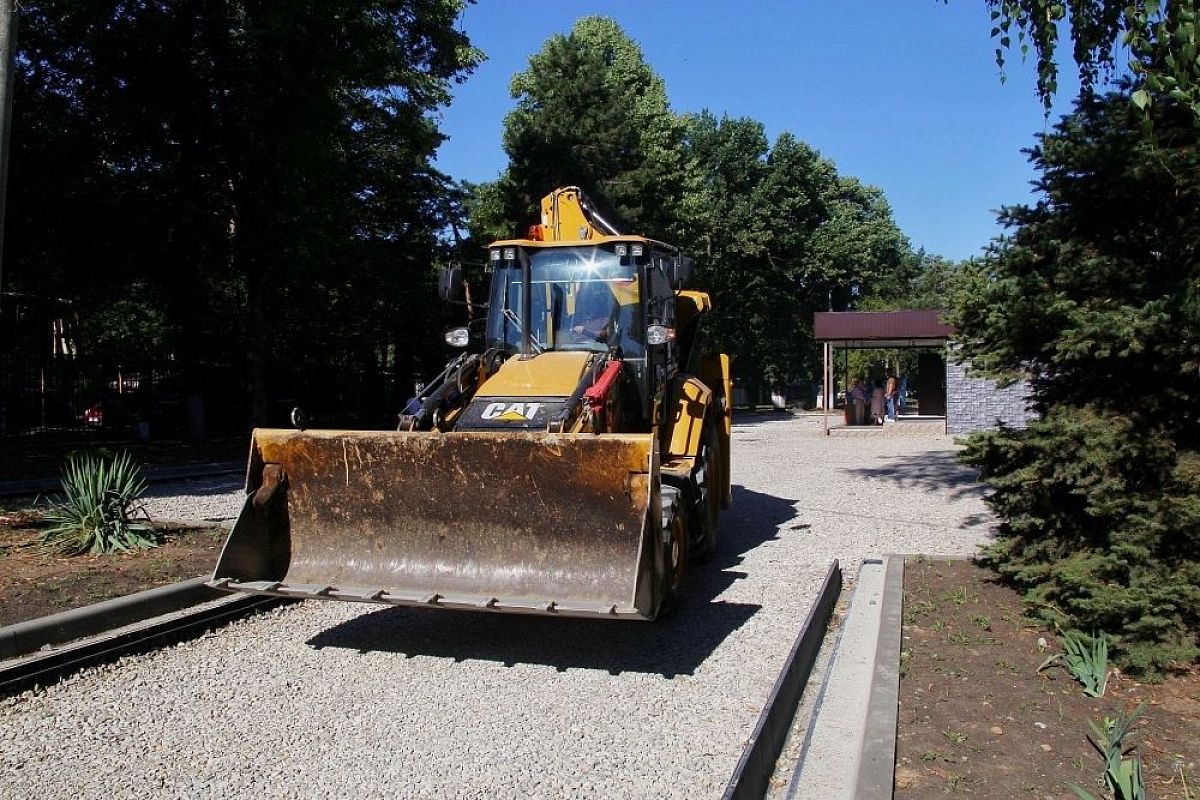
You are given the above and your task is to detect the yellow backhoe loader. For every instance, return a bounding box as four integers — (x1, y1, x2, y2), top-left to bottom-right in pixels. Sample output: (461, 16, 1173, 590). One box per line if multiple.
(209, 187, 731, 619)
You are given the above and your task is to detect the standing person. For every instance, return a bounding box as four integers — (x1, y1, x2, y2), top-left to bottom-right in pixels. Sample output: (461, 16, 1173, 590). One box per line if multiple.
(870, 379, 885, 425)
(885, 374, 898, 422)
(897, 372, 909, 414)
(851, 379, 867, 425)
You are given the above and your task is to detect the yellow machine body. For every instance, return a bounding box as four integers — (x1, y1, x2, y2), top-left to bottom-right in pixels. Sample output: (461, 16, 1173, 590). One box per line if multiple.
(210, 187, 730, 621)
(476, 351, 590, 397)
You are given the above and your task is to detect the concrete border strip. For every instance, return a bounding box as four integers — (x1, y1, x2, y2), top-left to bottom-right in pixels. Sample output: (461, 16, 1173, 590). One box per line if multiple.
(853, 554, 905, 799)
(783, 558, 882, 798)
(0, 593, 282, 696)
(722, 559, 843, 800)
(784, 558, 886, 799)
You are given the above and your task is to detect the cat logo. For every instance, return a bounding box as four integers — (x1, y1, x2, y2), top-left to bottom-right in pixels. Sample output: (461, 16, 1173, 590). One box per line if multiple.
(481, 402, 543, 422)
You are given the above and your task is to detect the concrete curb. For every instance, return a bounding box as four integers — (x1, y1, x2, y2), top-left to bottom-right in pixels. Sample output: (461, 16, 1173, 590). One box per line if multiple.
(854, 555, 905, 798)
(0, 576, 225, 661)
(786, 559, 885, 799)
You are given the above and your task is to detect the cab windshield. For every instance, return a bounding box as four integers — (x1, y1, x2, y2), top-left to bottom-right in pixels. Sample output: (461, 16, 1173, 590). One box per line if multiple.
(486, 246, 644, 357)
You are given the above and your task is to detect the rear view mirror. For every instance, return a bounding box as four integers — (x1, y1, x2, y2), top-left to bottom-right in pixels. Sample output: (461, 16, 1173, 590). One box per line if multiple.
(667, 257, 693, 290)
(439, 264, 464, 301)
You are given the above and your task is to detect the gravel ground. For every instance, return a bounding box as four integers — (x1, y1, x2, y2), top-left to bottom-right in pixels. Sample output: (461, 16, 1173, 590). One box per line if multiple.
(0, 415, 993, 799)
(141, 476, 244, 525)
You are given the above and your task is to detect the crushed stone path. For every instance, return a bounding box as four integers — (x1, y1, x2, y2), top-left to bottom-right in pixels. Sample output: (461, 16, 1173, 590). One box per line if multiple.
(1, 415, 992, 799)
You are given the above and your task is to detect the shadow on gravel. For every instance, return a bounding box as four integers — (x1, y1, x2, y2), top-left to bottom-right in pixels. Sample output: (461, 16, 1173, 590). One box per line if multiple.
(143, 478, 243, 499)
(728, 410, 800, 427)
(305, 485, 802, 677)
(843, 450, 987, 502)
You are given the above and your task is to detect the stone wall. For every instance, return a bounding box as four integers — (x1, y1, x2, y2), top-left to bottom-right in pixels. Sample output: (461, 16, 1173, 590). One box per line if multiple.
(945, 353, 1036, 435)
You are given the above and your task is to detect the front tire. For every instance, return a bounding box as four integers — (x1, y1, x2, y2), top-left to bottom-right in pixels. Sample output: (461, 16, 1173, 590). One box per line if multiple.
(693, 420, 722, 559)
(657, 486, 688, 619)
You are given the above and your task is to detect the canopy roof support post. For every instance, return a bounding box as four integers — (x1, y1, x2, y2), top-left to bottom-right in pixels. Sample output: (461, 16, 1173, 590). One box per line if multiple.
(842, 344, 849, 411)
(822, 341, 830, 436)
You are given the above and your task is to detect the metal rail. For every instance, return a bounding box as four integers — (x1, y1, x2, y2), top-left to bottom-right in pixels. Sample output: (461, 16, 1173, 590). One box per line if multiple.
(722, 560, 844, 800)
(0, 593, 285, 697)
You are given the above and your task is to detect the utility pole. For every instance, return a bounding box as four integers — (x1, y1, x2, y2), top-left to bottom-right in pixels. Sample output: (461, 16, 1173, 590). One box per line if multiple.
(0, 2, 17, 320)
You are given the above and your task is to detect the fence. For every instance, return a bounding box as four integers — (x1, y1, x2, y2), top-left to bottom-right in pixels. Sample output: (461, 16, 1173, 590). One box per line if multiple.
(0, 351, 422, 440)
(0, 351, 203, 439)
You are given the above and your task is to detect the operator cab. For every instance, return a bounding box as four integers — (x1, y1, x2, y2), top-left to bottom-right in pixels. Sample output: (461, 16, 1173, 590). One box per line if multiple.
(485, 242, 655, 358)
(482, 239, 684, 425)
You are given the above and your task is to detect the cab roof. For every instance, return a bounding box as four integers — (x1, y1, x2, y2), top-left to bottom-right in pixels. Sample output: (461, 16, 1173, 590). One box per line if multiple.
(487, 234, 678, 254)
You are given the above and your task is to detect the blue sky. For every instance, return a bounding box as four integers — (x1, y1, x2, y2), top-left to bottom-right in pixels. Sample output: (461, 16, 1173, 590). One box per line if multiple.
(433, 1, 1084, 262)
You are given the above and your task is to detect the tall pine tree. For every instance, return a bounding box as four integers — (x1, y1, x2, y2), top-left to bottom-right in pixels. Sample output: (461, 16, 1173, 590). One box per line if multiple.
(951, 87, 1200, 674)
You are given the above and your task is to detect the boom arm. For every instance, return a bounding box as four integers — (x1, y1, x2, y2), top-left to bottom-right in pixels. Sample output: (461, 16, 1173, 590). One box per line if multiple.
(530, 186, 621, 242)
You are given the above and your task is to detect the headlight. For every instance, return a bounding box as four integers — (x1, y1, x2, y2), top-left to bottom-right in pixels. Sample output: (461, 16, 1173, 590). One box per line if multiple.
(444, 327, 470, 348)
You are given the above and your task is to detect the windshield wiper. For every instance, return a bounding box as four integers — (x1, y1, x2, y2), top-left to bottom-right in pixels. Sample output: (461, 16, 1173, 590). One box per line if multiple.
(503, 308, 544, 353)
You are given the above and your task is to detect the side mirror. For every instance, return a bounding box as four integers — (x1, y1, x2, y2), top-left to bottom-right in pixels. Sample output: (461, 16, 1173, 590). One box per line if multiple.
(438, 264, 464, 301)
(667, 256, 693, 290)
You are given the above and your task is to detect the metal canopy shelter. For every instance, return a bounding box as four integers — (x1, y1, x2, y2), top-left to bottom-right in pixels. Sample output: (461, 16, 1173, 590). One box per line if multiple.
(813, 310, 954, 435)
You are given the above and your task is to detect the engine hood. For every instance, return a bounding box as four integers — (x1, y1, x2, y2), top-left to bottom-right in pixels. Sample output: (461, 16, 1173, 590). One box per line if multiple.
(476, 351, 592, 398)
(456, 351, 593, 431)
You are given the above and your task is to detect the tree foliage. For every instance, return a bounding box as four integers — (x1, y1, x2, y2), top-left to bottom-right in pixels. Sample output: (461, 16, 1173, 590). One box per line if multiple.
(860, 251, 962, 311)
(474, 15, 686, 240)
(471, 17, 912, 391)
(950, 87, 1200, 426)
(680, 113, 908, 386)
(983, 0, 1200, 121)
(6, 1, 479, 429)
(950, 87, 1200, 674)
(966, 409, 1200, 675)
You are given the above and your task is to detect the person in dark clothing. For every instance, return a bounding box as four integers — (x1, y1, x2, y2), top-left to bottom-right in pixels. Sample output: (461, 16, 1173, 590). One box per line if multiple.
(570, 281, 619, 342)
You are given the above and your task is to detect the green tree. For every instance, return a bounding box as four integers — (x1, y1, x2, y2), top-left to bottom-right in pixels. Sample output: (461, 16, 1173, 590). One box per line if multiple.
(6, 1, 479, 429)
(474, 15, 686, 240)
(949, 87, 1200, 674)
(861, 251, 962, 311)
(982, 0, 1200, 120)
(681, 112, 908, 390)
(951, 89, 1199, 426)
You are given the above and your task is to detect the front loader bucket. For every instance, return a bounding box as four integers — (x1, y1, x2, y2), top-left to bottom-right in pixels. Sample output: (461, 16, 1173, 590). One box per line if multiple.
(210, 429, 662, 619)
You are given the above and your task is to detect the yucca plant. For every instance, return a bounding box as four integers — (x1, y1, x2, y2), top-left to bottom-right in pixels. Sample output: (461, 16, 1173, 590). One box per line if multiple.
(41, 450, 158, 555)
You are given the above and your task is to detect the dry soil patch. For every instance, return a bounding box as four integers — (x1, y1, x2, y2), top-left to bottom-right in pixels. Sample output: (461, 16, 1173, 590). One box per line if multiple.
(897, 558, 1199, 798)
(0, 509, 224, 627)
